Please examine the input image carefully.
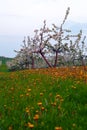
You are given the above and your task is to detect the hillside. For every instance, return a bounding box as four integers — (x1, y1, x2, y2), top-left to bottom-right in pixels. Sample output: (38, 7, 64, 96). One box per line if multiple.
(0, 56, 13, 64)
(0, 56, 13, 72)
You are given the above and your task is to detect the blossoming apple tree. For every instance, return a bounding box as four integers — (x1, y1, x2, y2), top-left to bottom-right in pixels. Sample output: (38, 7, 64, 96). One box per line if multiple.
(8, 7, 87, 71)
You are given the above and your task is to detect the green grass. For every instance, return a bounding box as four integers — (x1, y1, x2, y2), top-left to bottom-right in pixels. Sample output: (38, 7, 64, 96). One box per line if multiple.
(0, 70, 87, 130)
(0, 64, 8, 72)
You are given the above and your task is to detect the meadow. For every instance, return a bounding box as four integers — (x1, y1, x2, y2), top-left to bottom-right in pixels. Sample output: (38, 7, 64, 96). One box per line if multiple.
(0, 66, 87, 130)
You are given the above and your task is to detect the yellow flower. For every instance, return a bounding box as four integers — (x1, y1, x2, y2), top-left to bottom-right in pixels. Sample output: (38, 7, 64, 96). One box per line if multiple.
(58, 105, 61, 110)
(28, 122, 34, 128)
(10, 87, 14, 91)
(53, 102, 57, 106)
(37, 102, 42, 106)
(33, 114, 39, 121)
(60, 98, 64, 102)
(51, 102, 56, 106)
(56, 94, 61, 99)
(72, 123, 76, 127)
(49, 93, 52, 97)
(20, 94, 24, 97)
(55, 126, 62, 130)
(26, 93, 29, 96)
(8, 126, 13, 130)
(72, 86, 76, 89)
(41, 106, 45, 111)
(27, 88, 31, 92)
(40, 92, 43, 96)
(26, 109, 29, 113)
(4, 105, 7, 108)
(36, 110, 39, 113)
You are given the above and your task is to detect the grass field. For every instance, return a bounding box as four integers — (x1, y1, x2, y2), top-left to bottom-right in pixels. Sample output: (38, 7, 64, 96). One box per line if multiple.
(0, 67, 87, 130)
(0, 64, 8, 72)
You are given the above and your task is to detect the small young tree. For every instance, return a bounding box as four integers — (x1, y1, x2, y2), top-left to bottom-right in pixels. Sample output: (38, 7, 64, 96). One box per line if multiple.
(14, 36, 36, 69)
(31, 20, 53, 67)
(71, 33, 87, 69)
(45, 7, 72, 67)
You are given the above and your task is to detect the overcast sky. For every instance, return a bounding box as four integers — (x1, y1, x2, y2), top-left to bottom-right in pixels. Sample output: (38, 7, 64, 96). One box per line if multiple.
(0, 0, 87, 57)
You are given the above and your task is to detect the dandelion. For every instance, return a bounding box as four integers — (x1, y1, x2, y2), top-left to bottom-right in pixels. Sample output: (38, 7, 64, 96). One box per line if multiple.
(53, 102, 57, 106)
(41, 106, 45, 111)
(4, 105, 7, 108)
(60, 98, 64, 102)
(26, 93, 29, 96)
(40, 92, 43, 96)
(10, 87, 14, 91)
(20, 94, 24, 98)
(36, 110, 39, 113)
(55, 126, 62, 130)
(33, 114, 39, 121)
(58, 105, 61, 110)
(25, 107, 30, 113)
(27, 88, 31, 92)
(49, 93, 52, 97)
(8, 126, 13, 130)
(72, 123, 76, 127)
(56, 94, 61, 99)
(28, 122, 34, 129)
(71, 86, 76, 89)
(80, 70, 83, 75)
(37, 102, 42, 106)
(41, 121, 44, 126)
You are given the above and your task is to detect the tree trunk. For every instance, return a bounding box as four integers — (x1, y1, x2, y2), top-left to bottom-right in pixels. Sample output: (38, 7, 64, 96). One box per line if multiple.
(40, 52, 52, 67)
(81, 58, 86, 71)
(54, 51, 58, 67)
(31, 57, 35, 69)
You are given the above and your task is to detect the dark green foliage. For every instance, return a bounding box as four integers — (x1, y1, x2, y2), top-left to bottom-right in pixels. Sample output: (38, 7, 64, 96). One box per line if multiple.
(0, 56, 13, 64)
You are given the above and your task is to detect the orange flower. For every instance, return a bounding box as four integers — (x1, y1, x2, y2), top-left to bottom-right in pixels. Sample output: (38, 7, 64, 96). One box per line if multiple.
(41, 106, 45, 111)
(20, 94, 23, 98)
(27, 88, 31, 92)
(55, 126, 62, 130)
(26, 93, 29, 96)
(72, 86, 76, 89)
(10, 87, 14, 91)
(58, 105, 61, 110)
(53, 102, 57, 106)
(56, 94, 61, 99)
(40, 93, 43, 96)
(33, 114, 39, 121)
(60, 98, 64, 102)
(28, 122, 34, 128)
(25, 107, 30, 113)
(8, 126, 13, 130)
(37, 102, 42, 106)
(36, 110, 39, 113)
(51, 102, 56, 106)
(49, 93, 52, 97)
